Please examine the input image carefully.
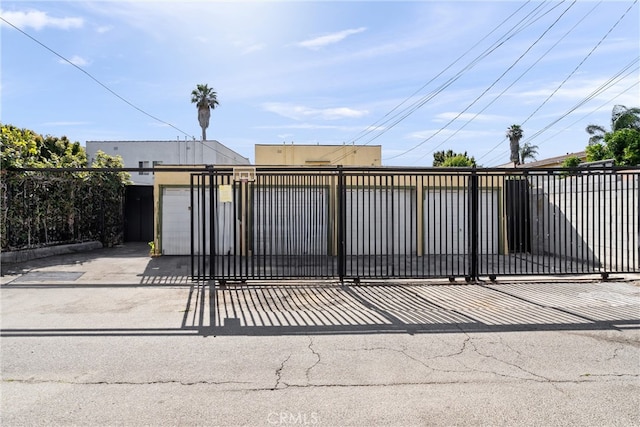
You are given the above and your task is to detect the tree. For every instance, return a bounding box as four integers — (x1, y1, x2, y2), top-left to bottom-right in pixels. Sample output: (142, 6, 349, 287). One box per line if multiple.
(1, 124, 86, 169)
(506, 124, 523, 166)
(586, 104, 640, 145)
(586, 128, 640, 166)
(433, 150, 476, 167)
(562, 156, 582, 168)
(191, 84, 219, 141)
(1, 125, 130, 250)
(519, 142, 538, 164)
(90, 150, 131, 184)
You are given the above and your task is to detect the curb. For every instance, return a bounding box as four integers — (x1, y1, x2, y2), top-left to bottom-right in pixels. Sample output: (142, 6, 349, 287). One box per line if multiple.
(0, 241, 103, 264)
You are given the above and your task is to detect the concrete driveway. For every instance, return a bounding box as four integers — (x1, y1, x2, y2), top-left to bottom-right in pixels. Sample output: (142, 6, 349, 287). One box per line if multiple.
(1, 243, 639, 426)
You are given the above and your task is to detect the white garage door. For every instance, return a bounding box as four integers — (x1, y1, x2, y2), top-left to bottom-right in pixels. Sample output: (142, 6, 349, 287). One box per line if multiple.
(424, 189, 499, 255)
(161, 187, 234, 256)
(252, 187, 329, 256)
(346, 188, 417, 255)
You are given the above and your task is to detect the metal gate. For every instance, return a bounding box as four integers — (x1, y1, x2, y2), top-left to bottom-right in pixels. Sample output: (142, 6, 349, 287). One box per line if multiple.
(191, 166, 640, 282)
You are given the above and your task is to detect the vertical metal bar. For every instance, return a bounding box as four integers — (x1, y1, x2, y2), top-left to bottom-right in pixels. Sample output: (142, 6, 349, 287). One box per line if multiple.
(209, 170, 216, 281)
(190, 173, 195, 280)
(337, 166, 346, 282)
(388, 174, 394, 277)
(200, 173, 206, 280)
(438, 175, 443, 276)
(469, 170, 479, 281)
(614, 170, 619, 272)
(207, 170, 216, 325)
(636, 172, 639, 271)
(421, 173, 427, 278)
(552, 172, 557, 274)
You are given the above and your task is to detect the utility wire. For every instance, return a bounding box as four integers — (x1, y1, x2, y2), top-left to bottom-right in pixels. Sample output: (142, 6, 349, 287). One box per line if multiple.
(386, 0, 576, 163)
(411, 0, 600, 165)
(331, 1, 558, 165)
(344, 0, 534, 147)
(520, 0, 639, 127)
(486, 0, 640, 166)
(0, 16, 197, 140)
(1, 15, 244, 163)
(527, 79, 640, 150)
(369, 1, 559, 154)
(482, 62, 639, 166)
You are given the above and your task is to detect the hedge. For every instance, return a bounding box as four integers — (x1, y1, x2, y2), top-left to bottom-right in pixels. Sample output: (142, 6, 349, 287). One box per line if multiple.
(1, 170, 125, 251)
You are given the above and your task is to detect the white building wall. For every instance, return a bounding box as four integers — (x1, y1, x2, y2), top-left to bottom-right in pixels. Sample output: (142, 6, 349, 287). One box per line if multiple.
(86, 140, 250, 185)
(530, 174, 638, 271)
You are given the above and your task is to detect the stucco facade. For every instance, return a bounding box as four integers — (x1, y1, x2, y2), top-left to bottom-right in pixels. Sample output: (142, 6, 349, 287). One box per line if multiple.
(86, 139, 250, 185)
(255, 144, 381, 166)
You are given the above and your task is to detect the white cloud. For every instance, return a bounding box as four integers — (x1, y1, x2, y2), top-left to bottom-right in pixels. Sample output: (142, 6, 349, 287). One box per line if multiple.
(96, 25, 112, 34)
(406, 128, 497, 140)
(241, 43, 266, 55)
(257, 123, 365, 131)
(296, 27, 366, 50)
(58, 55, 89, 67)
(228, 38, 267, 55)
(433, 112, 507, 123)
(0, 9, 83, 31)
(262, 103, 368, 121)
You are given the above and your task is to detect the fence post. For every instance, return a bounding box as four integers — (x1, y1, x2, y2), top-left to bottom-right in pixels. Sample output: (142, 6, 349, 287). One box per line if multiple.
(337, 166, 346, 282)
(469, 169, 479, 281)
(208, 167, 216, 283)
(190, 173, 196, 280)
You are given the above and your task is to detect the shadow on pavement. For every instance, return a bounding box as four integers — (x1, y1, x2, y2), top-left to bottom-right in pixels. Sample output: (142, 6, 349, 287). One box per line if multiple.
(200, 280, 640, 336)
(2, 243, 638, 337)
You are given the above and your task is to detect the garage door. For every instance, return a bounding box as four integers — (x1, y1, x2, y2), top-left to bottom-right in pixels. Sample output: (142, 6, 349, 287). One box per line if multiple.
(252, 187, 328, 255)
(346, 188, 417, 255)
(161, 187, 234, 255)
(424, 189, 499, 255)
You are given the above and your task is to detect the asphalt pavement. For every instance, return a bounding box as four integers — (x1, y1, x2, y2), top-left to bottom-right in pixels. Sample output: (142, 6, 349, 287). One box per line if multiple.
(1, 243, 639, 426)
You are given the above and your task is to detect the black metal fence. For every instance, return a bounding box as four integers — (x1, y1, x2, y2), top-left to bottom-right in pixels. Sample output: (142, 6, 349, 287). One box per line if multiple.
(191, 166, 640, 282)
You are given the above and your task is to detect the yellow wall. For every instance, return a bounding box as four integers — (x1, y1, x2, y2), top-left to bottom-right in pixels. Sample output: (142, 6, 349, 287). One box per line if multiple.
(255, 144, 381, 166)
(152, 166, 511, 256)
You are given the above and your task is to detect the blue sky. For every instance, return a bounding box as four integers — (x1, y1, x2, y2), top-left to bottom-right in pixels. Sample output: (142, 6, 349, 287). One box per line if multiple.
(1, 0, 638, 166)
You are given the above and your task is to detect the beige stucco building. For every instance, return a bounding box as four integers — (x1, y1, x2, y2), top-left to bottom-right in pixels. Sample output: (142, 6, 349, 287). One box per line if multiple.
(255, 144, 381, 166)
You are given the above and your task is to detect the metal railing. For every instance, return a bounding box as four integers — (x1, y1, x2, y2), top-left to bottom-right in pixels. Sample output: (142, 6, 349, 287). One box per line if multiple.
(191, 166, 639, 282)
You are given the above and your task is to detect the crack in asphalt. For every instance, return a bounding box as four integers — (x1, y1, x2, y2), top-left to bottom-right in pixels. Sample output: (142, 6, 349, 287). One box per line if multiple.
(4, 374, 636, 392)
(2, 378, 251, 386)
(606, 345, 625, 361)
(273, 353, 292, 390)
(463, 338, 566, 393)
(305, 336, 321, 383)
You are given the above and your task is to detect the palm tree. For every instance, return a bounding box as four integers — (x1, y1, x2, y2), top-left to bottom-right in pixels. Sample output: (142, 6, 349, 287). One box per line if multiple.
(611, 104, 640, 131)
(506, 124, 523, 167)
(191, 84, 219, 141)
(586, 105, 640, 145)
(520, 142, 539, 164)
(586, 123, 607, 145)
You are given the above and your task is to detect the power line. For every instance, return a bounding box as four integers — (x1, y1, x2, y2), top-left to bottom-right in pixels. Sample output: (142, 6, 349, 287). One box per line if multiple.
(0, 16, 197, 140)
(344, 0, 535, 147)
(482, 62, 639, 166)
(1, 15, 247, 163)
(409, 0, 593, 165)
(520, 0, 639, 127)
(331, 1, 558, 165)
(412, 0, 602, 166)
(386, 0, 577, 163)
